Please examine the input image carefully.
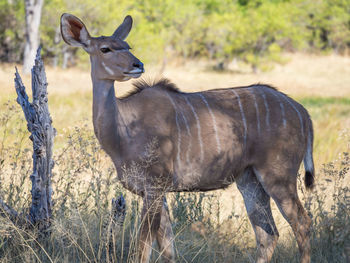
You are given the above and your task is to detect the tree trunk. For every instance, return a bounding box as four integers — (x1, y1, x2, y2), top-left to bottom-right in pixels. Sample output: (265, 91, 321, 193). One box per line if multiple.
(23, 0, 44, 74)
(15, 47, 55, 232)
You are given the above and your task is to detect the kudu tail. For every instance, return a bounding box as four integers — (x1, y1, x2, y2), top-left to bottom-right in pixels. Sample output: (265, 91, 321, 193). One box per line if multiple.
(303, 121, 315, 189)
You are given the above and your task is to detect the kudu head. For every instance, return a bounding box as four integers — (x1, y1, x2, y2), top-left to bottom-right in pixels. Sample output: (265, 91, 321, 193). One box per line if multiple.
(60, 13, 144, 81)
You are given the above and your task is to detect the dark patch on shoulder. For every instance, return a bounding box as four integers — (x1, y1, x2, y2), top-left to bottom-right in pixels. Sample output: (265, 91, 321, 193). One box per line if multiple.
(120, 78, 181, 99)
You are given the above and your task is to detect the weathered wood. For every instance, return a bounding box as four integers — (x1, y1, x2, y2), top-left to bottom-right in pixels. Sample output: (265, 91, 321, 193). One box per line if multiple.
(0, 199, 19, 222)
(14, 47, 55, 231)
(110, 194, 126, 234)
(105, 194, 126, 242)
(105, 194, 126, 262)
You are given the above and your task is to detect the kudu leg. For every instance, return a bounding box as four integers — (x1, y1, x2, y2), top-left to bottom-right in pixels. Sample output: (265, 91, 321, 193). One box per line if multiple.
(273, 195, 311, 263)
(138, 194, 163, 263)
(254, 168, 312, 263)
(236, 168, 279, 263)
(156, 197, 175, 263)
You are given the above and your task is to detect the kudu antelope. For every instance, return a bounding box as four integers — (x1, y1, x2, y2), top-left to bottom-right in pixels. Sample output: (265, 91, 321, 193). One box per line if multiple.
(61, 14, 315, 263)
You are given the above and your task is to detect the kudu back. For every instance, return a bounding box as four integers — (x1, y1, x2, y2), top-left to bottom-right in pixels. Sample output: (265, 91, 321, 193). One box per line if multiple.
(61, 13, 315, 263)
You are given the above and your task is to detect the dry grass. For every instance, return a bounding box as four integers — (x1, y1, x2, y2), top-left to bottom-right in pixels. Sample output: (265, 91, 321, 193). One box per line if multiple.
(0, 53, 349, 262)
(0, 121, 348, 262)
(1, 53, 350, 97)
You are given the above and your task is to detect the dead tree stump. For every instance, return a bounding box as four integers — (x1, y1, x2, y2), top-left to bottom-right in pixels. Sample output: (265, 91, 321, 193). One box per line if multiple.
(14, 47, 55, 231)
(105, 194, 126, 262)
(1, 47, 126, 243)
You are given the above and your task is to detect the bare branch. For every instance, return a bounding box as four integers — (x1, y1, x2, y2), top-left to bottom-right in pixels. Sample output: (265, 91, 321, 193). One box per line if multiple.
(0, 198, 19, 222)
(0, 198, 31, 226)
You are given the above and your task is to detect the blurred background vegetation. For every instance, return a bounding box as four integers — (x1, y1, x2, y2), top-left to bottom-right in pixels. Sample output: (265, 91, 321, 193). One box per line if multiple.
(0, 0, 349, 261)
(0, 0, 349, 71)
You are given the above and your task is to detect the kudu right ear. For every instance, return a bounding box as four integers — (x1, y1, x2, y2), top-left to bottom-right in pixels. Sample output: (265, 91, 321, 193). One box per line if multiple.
(112, 15, 133, 40)
(60, 13, 92, 51)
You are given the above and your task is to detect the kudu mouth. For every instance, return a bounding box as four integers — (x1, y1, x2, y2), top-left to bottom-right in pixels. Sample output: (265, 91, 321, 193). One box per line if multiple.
(123, 69, 144, 78)
(123, 61, 144, 78)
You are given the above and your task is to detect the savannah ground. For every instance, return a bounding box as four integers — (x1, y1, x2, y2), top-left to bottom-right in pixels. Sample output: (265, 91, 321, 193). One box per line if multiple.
(0, 53, 349, 262)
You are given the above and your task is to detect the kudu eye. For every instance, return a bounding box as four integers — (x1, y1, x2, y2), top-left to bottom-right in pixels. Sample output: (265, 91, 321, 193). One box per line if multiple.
(100, 47, 112, 53)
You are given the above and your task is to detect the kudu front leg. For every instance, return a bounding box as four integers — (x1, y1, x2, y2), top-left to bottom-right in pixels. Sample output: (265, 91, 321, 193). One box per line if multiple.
(156, 197, 175, 262)
(138, 193, 163, 263)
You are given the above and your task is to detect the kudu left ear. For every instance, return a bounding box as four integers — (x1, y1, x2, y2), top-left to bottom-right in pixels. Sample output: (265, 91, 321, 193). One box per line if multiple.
(112, 15, 133, 40)
(60, 13, 92, 52)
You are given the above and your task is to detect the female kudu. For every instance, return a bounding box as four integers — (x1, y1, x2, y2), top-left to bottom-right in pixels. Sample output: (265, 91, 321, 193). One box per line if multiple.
(61, 14, 315, 263)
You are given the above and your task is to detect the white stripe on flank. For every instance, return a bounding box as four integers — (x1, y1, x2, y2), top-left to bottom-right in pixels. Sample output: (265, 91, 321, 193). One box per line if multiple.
(232, 89, 248, 146)
(281, 94, 305, 137)
(199, 93, 221, 154)
(179, 109, 192, 166)
(248, 88, 261, 136)
(102, 61, 114, 75)
(258, 87, 270, 129)
(185, 96, 204, 162)
(166, 93, 182, 167)
(267, 89, 286, 128)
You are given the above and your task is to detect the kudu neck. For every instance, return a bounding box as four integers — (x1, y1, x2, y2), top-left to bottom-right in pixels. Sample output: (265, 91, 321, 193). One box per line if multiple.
(90, 56, 117, 102)
(91, 73, 117, 119)
(91, 73, 130, 161)
(91, 76, 115, 100)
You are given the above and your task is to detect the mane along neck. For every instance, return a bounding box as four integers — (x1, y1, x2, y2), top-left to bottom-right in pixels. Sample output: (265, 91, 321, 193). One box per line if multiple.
(120, 78, 180, 99)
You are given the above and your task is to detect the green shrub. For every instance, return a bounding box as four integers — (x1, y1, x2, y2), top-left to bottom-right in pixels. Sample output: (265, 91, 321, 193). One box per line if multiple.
(1, 0, 349, 70)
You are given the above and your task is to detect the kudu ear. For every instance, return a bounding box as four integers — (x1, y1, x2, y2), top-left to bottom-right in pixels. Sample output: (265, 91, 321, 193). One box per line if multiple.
(112, 15, 133, 40)
(60, 13, 92, 51)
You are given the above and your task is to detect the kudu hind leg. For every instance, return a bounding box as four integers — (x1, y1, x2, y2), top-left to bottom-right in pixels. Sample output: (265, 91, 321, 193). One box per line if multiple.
(273, 194, 311, 263)
(237, 168, 279, 263)
(254, 168, 312, 263)
(156, 197, 175, 263)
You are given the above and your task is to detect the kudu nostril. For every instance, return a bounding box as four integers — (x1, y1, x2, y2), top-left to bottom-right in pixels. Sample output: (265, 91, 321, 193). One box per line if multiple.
(133, 62, 144, 71)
